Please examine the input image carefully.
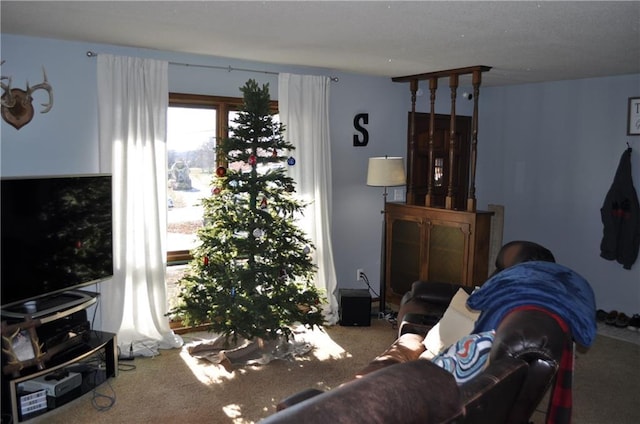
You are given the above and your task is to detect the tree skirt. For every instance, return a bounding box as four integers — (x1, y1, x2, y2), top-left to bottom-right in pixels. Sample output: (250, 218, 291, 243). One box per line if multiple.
(185, 326, 314, 370)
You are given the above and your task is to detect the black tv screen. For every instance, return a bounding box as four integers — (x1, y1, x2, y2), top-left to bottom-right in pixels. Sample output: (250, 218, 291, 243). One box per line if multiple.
(1, 174, 113, 310)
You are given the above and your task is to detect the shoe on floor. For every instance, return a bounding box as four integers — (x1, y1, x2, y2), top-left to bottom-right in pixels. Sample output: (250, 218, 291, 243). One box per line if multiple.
(615, 313, 630, 328)
(596, 309, 607, 321)
(628, 314, 640, 330)
(605, 310, 619, 325)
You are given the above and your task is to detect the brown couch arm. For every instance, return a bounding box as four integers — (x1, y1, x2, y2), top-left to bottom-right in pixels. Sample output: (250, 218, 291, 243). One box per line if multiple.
(355, 332, 426, 377)
(261, 360, 464, 424)
(398, 281, 471, 323)
(410, 281, 469, 304)
(459, 357, 529, 423)
(398, 312, 441, 336)
(276, 388, 324, 412)
(490, 308, 569, 423)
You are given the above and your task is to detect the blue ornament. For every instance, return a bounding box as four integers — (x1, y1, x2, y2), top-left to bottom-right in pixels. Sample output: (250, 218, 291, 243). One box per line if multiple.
(287, 156, 296, 166)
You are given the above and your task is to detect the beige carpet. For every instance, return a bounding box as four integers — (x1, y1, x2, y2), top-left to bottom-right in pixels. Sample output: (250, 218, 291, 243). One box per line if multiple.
(23, 319, 640, 424)
(529, 333, 640, 424)
(24, 319, 398, 424)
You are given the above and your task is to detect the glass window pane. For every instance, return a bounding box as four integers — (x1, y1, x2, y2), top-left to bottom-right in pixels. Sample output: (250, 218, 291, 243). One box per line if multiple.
(166, 264, 188, 314)
(167, 106, 217, 253)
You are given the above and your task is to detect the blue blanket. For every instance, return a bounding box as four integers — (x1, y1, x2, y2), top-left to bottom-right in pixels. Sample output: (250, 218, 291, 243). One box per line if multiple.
(467, 261, 597, 347)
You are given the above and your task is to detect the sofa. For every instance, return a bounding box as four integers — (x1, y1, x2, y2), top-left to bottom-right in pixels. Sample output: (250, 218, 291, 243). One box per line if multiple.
(261, 259, 596, 424)
(261, 293, 570, 424)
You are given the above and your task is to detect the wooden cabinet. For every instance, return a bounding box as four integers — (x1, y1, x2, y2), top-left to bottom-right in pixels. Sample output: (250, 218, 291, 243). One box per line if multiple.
(408, 113, 471, 210)
(393, 65, 492, 212)
(385, 66, 495, 308)
(385, 203, 493, 306)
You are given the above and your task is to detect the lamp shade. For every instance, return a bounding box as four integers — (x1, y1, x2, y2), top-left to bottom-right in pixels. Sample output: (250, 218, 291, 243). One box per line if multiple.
(366, 157, 406, 187)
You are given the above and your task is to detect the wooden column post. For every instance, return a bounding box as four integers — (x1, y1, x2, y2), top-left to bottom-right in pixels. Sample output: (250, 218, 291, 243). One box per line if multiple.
(467, 70, 482, 212)
(425, 77, 438, 207)
(406, 79, 418, 205)
(392, 65, 491, 211)
(446, 74, 459, 210)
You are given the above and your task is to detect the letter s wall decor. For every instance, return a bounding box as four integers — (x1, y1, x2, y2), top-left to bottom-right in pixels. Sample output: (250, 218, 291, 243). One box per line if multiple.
(353, 113, 369, 146)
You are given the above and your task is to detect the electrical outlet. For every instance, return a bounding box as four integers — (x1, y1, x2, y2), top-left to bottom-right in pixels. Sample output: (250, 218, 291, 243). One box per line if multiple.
(357, 268, 365, 281)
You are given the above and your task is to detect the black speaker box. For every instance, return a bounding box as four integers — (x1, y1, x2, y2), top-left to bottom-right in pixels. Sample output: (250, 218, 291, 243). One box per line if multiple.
(339, 289, 371, 326)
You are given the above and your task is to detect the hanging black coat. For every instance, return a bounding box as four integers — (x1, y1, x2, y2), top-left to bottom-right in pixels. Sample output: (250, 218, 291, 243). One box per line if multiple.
(600, 148, 640, 270)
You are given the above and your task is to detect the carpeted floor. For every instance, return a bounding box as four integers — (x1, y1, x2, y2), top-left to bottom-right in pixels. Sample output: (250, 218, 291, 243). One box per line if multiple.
(22, 319, 399, 424)
(18, 318, 640, 424)
(528, 332, 640, 424)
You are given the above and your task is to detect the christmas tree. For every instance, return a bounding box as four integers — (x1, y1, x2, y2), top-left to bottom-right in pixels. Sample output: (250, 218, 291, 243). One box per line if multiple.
(170, 79, 325, 343)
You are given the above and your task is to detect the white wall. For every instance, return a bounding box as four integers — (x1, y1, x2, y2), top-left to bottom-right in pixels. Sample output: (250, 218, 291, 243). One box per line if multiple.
(477, 75, 640, 314)
(2, 34, 639, 321)
(0, 34, 411, 323)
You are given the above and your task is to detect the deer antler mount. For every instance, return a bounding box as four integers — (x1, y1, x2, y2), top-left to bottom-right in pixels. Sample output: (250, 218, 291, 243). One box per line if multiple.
(1, 61, 54, 130)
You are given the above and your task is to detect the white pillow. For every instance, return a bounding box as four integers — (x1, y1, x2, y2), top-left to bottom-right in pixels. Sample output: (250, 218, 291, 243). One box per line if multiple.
(420, 288, 481, 360)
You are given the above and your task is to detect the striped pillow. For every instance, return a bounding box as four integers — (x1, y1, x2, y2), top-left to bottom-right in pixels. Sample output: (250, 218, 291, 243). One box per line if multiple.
(431, 330, 495, 384)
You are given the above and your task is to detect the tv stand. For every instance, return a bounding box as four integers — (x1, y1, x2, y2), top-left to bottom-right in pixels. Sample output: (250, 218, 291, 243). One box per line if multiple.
(1, 290, 98, 322)
(2, 331, 117, 422)
(1, 292, 117, 422)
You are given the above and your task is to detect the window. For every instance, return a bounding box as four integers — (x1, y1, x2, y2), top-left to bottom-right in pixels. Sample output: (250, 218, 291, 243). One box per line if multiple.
(166, 93, 277, 263)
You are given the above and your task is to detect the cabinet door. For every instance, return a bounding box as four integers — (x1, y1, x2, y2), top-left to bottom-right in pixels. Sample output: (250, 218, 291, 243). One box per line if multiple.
(425, 219, 471, 284)
(386, 214, 423, 303)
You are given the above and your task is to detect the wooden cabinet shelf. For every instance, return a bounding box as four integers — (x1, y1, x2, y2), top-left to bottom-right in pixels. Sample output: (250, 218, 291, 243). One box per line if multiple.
(384, 65, 496, 310)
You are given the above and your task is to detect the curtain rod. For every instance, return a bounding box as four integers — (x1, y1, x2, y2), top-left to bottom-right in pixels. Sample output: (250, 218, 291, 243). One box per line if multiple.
(86, 51, 339, 82)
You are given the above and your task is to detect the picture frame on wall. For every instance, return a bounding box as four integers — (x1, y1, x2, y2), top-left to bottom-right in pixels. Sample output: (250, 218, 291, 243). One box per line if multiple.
(627, 97, 640, 136)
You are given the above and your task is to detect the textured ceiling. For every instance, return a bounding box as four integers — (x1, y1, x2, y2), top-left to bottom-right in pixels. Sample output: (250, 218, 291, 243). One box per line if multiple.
(2, 1, 639, 86)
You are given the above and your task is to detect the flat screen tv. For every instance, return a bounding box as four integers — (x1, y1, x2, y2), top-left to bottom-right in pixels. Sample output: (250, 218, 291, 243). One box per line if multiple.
(1, 174, 113, 317)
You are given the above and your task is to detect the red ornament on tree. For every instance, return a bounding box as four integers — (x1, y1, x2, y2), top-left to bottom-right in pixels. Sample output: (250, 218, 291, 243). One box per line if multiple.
(248, 154, 257, 166)
(204, 256, 209, 266)
(216, 166, 227, 177)
(212, 187, 221, 195)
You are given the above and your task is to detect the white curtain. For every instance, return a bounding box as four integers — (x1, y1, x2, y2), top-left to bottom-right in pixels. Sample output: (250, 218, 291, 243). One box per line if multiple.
(278, 73, 339, 325)
(97, 54, 182, 354)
